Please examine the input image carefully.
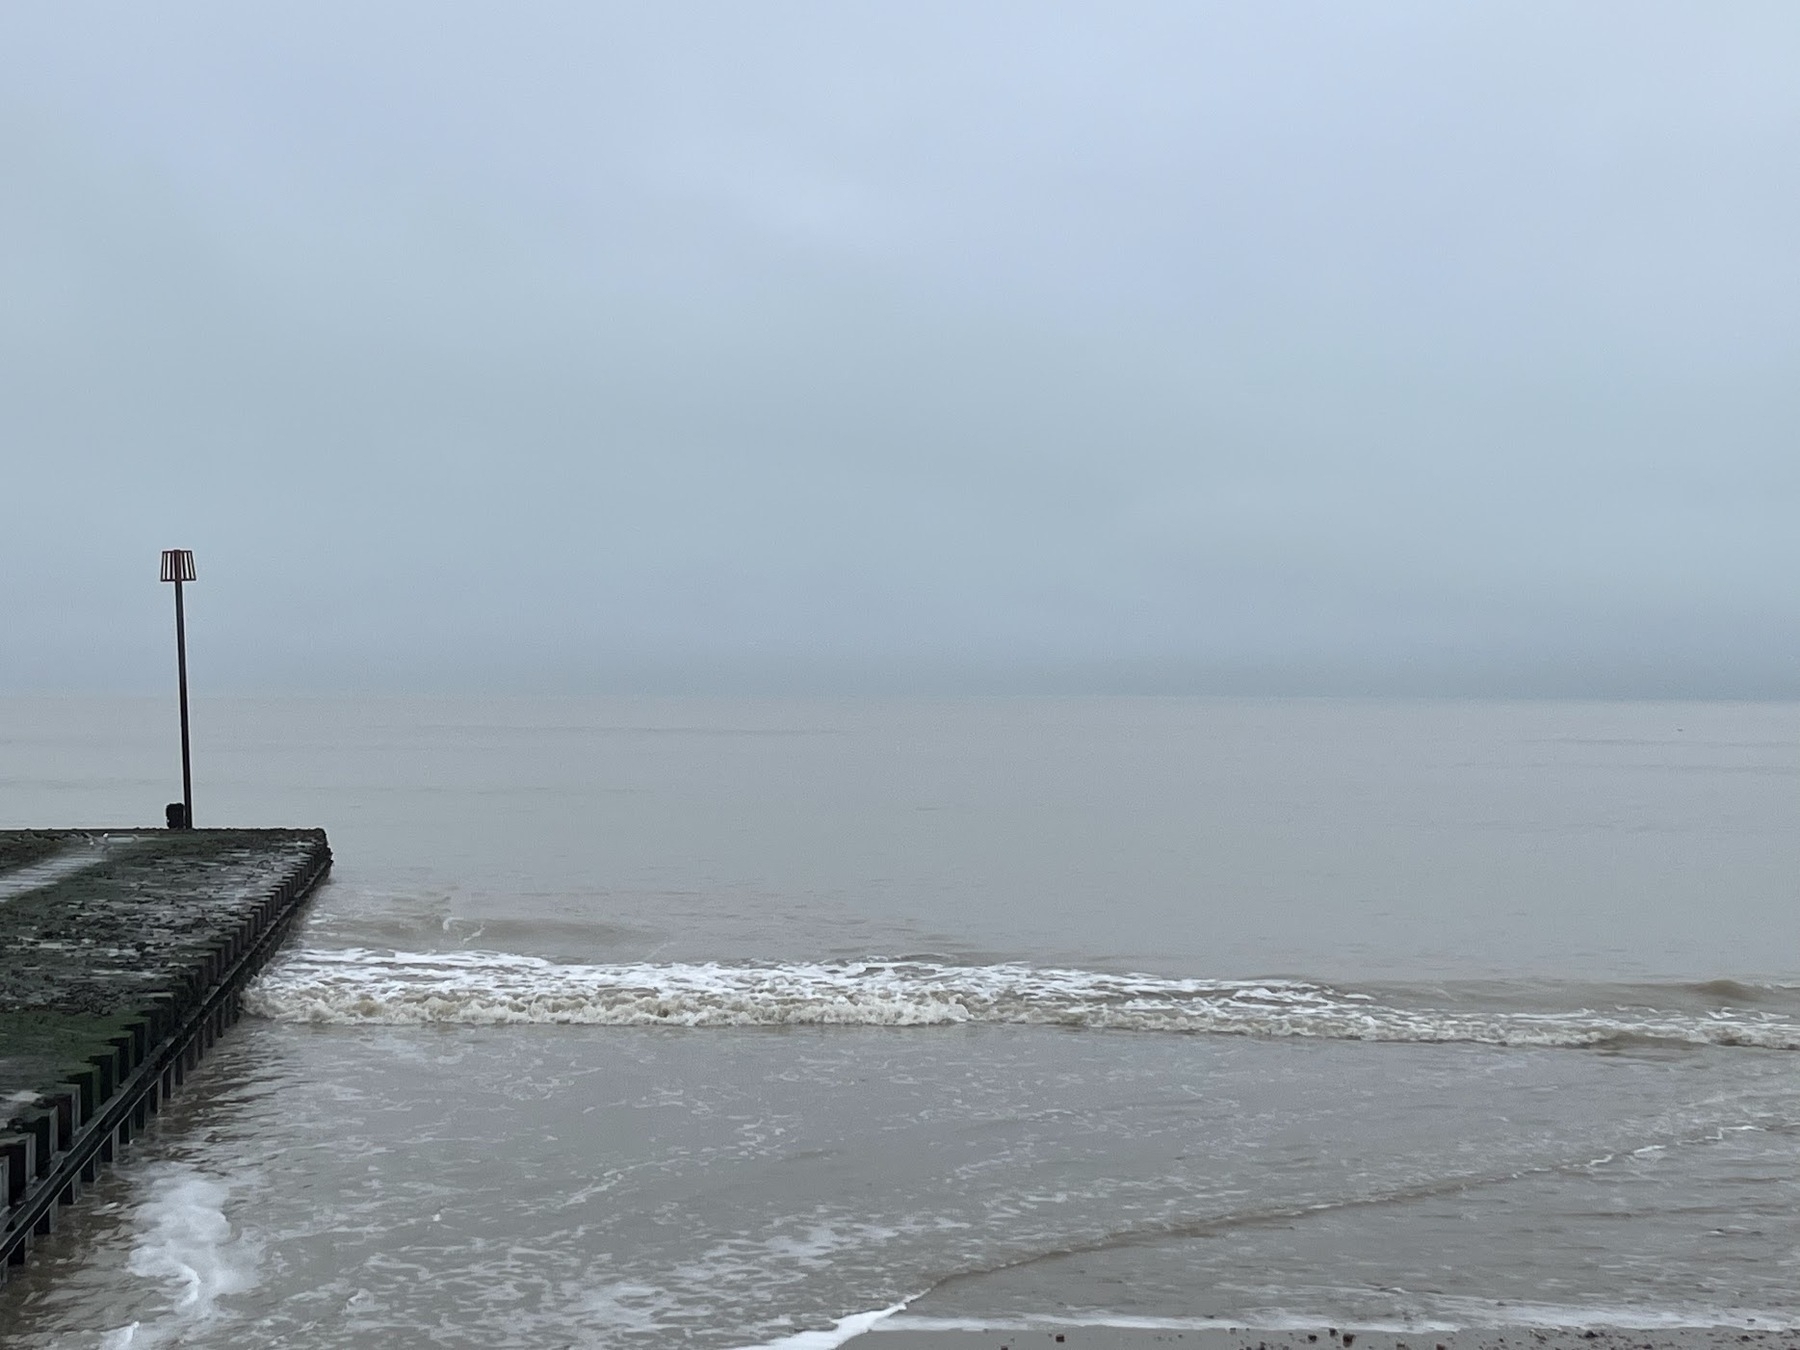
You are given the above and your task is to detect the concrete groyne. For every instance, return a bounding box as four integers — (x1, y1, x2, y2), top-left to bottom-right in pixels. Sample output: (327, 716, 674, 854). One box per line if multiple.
(0, 828, 331, 1278)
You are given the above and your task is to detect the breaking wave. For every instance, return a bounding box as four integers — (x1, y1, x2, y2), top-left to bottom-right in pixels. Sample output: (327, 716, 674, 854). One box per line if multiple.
(243, 948, 1800, 1050)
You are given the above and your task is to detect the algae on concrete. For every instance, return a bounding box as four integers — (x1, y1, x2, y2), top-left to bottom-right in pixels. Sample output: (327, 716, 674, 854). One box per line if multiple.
(0, 833, 76, 874)
(0, 1010, 140, 1108)
(0, 829, 328, 1111)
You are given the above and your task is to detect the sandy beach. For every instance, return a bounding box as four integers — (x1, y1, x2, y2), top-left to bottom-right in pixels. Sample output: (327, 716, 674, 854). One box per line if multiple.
(852, 1325, 1799, 1350)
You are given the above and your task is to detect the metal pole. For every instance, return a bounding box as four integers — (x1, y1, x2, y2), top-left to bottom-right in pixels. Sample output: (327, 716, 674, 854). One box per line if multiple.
(174, 576, 193, 828)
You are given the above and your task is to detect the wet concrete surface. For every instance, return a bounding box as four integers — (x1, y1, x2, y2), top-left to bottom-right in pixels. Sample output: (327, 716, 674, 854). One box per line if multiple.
(0, 830, 328, 1106)
(854, 1327, 1800, 1350)
(1, 828, 330, 1277)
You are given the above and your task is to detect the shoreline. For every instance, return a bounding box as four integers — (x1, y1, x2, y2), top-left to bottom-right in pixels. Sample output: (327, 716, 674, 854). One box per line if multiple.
(847, 1325, 1797, 1350)
(0, 828, 331, 1279)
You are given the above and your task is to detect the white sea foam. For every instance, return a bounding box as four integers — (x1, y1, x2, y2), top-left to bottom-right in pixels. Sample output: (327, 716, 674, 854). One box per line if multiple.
(102, 1164, 259, 1349)
(244, 947, 1800, 1049)
(727, 1300, 911, 1350)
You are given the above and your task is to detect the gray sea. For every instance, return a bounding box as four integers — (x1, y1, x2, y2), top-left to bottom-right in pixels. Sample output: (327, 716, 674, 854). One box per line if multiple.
(2, 695, 1799, 1348)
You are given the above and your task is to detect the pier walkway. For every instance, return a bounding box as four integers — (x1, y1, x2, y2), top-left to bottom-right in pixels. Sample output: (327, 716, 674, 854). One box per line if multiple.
(0, 828, 331, 1277)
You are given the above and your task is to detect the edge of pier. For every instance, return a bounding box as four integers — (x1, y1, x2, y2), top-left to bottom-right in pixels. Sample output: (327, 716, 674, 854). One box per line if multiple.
(0, 827, 332, 1278)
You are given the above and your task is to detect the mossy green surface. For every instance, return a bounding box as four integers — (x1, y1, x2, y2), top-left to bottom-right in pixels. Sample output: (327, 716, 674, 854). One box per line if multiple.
(0, 1010, 140, 1108)
(0, 827, 329, 1120)
(0, 832, 73, 872)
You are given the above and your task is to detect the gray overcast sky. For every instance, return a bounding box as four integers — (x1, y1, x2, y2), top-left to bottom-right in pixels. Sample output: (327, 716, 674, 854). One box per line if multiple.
(3, 3, 1798, 695)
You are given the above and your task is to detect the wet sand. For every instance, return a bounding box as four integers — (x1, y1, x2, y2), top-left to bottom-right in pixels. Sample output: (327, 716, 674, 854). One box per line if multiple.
(851, 1326, 1800, 1350)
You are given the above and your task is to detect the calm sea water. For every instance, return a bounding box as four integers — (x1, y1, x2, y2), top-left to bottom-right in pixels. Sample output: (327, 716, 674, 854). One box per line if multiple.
(2, 696, 1798, 1348)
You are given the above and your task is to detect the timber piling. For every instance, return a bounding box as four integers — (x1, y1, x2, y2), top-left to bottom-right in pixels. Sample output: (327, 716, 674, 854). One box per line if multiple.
(0, 827, 331, 1278)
